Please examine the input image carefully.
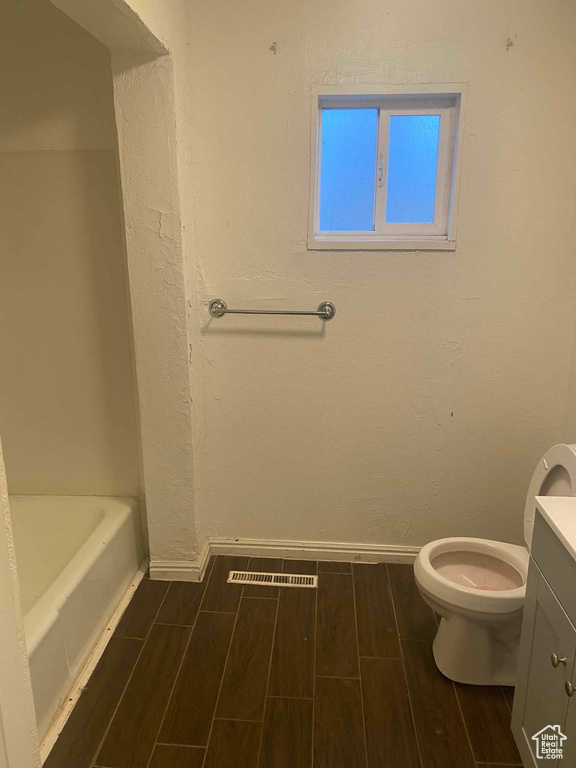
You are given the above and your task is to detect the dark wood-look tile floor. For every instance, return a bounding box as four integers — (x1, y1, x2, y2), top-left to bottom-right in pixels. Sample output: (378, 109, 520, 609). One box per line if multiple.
(46, 558, 522, 768)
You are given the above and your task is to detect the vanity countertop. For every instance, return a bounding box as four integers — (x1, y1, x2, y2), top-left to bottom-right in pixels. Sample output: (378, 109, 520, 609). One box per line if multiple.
(535, 495, 576, 563)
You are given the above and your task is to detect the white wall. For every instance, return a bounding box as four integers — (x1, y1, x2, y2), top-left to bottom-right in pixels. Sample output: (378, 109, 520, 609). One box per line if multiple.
(0, 0, 140, 496)
(185, 0, 576, 549)
(0, 435, 40, 767)
(31, 0, 576, 564)
(564, 310, 576, 445)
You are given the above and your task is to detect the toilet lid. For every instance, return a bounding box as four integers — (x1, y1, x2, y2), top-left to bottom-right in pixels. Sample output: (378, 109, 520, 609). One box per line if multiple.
(524, 443, 576, 549)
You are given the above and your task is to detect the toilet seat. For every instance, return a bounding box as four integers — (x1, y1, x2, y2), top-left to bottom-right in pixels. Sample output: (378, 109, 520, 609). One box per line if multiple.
(523, 443, 576, 548)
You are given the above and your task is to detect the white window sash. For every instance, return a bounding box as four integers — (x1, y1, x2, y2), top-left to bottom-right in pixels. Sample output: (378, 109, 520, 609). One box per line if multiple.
(314, 100, 455, 239)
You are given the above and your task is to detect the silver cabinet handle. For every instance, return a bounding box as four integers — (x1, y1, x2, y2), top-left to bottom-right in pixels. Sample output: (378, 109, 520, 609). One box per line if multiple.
(566, 681, 575, 697)
(552, 653, 568, 668)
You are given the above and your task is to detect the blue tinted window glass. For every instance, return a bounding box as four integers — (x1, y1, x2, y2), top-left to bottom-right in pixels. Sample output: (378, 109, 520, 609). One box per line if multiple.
(385, 115, 440, 223)
(319, 109, 377, 231)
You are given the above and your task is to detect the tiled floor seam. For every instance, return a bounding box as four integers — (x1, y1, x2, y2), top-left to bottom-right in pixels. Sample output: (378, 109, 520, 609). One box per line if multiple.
(200, 585, 245, 768)
(453, 677, 480, 766)
(315, 674, 360, 680)
(215, 716, 264, 724)
(89, 581, 172, 768)
(144, 562, 216, 768)
(351, 562, 370, 768)
(242, 595, 279, 600)
(317, 570, 352, 576)
(198, 609, 237, 615)
(155, 743, 206, 748)
(311, 565, 319, 768)
(156, 741, 206, 748)
(386, 564, 424, 768)
(154, 621, 199, 628)
(255, 587, 281, 768)
(268, 694, 314, 701)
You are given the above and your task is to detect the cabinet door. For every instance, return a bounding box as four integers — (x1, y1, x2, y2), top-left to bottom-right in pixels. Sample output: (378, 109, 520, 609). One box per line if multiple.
(512, 566, 576, 767)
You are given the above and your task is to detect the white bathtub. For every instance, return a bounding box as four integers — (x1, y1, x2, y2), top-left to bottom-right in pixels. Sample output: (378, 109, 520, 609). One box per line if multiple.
(9, 495, 144, 739)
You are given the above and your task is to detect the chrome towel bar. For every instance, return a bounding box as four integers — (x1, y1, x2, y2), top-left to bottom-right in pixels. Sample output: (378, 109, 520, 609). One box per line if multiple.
(209, 299, 336, 320)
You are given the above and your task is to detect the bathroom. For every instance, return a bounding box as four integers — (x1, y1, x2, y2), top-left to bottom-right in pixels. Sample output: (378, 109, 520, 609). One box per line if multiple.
(0, 0, 575, 766)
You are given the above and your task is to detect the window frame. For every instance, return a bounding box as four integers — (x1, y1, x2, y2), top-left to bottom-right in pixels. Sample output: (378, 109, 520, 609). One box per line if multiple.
(307, 84, 466, 251)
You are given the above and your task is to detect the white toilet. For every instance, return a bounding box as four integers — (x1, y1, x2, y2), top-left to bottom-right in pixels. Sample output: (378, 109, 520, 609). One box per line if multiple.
(414, 443, 576, 686)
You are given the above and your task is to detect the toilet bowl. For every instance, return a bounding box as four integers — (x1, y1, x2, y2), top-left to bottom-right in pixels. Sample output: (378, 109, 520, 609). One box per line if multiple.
(414, 443, 576, 686)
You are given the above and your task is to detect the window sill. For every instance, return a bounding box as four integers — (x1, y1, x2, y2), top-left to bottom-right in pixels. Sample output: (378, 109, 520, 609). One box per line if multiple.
(307, 236, 456, 251)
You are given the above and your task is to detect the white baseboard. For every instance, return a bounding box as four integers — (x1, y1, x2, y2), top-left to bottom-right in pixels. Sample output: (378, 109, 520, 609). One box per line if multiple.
(210, 537, 420, 565)
(149, 537, 420, 582)
(149, 540, 211, 582)
(41, 560, 148, 763)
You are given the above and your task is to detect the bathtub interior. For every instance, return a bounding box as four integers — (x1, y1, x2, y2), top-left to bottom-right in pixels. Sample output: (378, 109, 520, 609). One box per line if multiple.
(9, 495, 143, 740)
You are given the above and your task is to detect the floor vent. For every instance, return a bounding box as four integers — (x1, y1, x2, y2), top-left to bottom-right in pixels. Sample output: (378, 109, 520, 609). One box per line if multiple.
(227, 570, 318, 588)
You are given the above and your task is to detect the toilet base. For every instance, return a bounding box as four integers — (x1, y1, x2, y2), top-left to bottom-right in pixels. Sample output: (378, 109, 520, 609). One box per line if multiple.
(432, 613, 521, 686)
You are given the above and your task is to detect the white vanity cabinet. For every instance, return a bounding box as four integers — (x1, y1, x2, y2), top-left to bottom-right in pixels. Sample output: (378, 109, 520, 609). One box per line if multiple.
(512, 501, 576, 767)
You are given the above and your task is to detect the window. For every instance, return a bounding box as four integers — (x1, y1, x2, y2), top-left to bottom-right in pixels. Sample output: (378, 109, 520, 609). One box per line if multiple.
(308, 87, 465, 250)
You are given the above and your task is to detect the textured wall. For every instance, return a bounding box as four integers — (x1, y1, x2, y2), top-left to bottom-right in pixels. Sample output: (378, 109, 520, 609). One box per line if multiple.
(110, 50, 198, 563)
(186, 0, 576, 548)
(0, 0, 140, 496)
